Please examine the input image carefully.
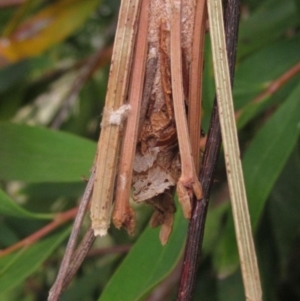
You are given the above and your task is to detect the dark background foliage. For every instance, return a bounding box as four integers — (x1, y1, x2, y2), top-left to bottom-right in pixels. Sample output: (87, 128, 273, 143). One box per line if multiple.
(0, 0, 299, 300)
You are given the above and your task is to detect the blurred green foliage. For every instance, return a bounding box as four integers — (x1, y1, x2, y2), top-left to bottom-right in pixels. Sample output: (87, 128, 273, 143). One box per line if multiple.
(0, 0, 299, 300)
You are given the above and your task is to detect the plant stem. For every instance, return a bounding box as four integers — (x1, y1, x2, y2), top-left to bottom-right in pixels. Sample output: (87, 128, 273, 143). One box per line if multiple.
(235, 62, 300, 121)
(61, 238, 132, 291)
(90, 0, 142, 236)
(0, 207, 78, 258)
(61, 228, 96, 291)
(208, 0, 262, 297)
(177, 0, 240, 300)
(177, 99, 221, 301)
(48, 168, 95, 301)
(113, 0, 150, 234)
(170, 0, 202, 219)
(188, 0, 207, 174)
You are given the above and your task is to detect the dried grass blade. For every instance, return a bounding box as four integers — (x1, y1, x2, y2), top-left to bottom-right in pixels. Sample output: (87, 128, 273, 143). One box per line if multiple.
(188, 0, 207, 174)
(170, 0, 202, 218)
(112, 0, 150, 234)
(207, 0, 262, 300)
(90, 0, 142, 236)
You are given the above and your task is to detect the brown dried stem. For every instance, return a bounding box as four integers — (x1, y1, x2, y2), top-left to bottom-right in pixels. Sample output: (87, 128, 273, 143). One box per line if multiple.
(48, 168, 95, 301)
(177, 0, 240, 299)
(188, 0, 207, 174)
(90, 0, 142, 236)
(112, 0, 150, 234)
(61, 235, 131, 292)
(170, 0, 202, 219)
(61, 228, 96, 292)
(177, 100, 221, 301)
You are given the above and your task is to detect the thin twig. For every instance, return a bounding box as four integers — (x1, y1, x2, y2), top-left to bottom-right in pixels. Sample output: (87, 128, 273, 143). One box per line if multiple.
(170, 0, 202, 219)
(235, 62, 300, 121)
(0, 207, 77, 258)
(177, 100, 221, 301)
(48, 168, 95, 301)
(50, 238, 131, 296)
(61, 233, 131, 291)
(177, 0, 240, 299)
(61, 228, 96, 292)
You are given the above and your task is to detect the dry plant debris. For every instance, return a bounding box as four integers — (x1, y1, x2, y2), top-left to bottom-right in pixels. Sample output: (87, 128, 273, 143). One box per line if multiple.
(91, 0, 204, 244)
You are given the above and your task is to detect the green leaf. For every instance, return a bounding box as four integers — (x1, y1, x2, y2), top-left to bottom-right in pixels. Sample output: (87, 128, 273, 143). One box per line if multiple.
(0, 60, 31, 93)
(244, 85, 300, 227)
(0, 56, 52, 92)
(238, 0, 299, 58)
(20, 182, 85, 213)
(213, 82, 300, 275)
(61, 255, 118, 301)
(255, 212, 278, 301)
(0, 123, 96, 182)
(0, 188, 52, 219)
(98, 208, 188, 301)
(269, 148, 300, 271)
(0, 223, 19, 247)
(0, 227, 70, 295)
(202, 202, 230, 254)
(217, 270, 244, 301)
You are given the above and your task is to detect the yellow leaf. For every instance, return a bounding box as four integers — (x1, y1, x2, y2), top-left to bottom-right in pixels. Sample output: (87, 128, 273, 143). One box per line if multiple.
(0, 0, 100, 63)
(2, 0, 42, 37)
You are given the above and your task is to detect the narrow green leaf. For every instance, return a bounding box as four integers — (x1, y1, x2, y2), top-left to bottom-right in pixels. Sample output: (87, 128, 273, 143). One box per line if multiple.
(0, 227, 70, 294)
(244, 85, 300, 227)
(98, 208, 188, 301)
(0, 188, 52, 219)
(213, 82, 300, 275)
(0, 123, 96, 182)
